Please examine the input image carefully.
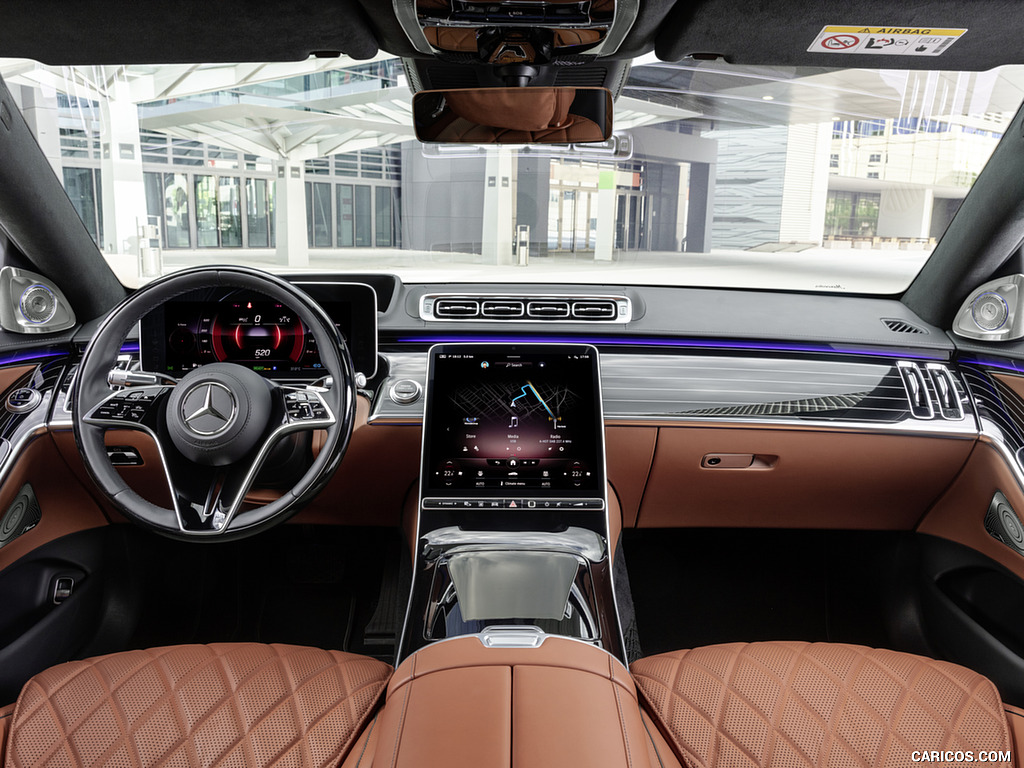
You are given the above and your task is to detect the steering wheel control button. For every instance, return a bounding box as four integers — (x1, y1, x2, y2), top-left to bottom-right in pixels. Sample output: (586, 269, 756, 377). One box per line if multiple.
(285, 390, 330, 422)
(166, 363, 272, 466)
(389, 379, 422, 405)
(181, 382, 237, 436)
(93, 389, 160, 423)
(5, 387, 41, 414)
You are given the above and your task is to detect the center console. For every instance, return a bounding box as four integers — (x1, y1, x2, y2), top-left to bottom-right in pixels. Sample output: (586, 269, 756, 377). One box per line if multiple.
(398, 343, 625, 662)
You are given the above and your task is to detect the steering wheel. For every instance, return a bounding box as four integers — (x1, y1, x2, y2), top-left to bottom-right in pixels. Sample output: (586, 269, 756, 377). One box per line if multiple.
(72, 266, 356, 540)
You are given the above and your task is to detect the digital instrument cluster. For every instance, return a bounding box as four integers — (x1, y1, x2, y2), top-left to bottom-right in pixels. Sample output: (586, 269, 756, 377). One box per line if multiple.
(140, 282, 377, 378)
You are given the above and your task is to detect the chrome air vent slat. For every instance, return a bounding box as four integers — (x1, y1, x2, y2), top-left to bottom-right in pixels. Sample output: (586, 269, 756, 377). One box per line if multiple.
(433, 298, 479, 318)
(481, 299, 525, 318)
(420, 294, 630, 322)
(571, 300, 617, 320)
(527, 300, 571, 318)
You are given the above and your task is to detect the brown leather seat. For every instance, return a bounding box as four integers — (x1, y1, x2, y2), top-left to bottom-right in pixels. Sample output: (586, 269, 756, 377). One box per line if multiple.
(631, 641, 1022, 768)
(0, 643, 391, 768)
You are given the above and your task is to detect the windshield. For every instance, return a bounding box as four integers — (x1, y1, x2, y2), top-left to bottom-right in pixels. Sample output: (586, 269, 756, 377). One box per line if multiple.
(2, 56, 1021, 293)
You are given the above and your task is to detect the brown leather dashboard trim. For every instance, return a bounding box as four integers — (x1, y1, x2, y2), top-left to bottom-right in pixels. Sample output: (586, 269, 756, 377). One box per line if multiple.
(607, 426, 656, 529)
(0, 365, 35, 397)
(918, 439, 1024, 581)
(0, 433, 109, 574)
(638, 427, 974, 529)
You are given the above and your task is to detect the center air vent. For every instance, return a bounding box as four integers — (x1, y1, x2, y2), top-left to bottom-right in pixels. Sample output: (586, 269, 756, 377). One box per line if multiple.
(528, 300, 570, 319)
(481, 299, 524, 318)
(571, 300, 617, 320)
(434, 298, 480, 318)
(421, 294, 631, 323)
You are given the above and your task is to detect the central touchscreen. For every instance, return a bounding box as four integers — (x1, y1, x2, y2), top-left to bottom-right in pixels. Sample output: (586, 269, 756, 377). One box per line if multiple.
(422, 344, 603, 497)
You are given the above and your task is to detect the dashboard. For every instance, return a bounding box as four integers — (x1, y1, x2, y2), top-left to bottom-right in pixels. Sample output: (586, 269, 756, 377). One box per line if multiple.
(138, 281, 378, 379)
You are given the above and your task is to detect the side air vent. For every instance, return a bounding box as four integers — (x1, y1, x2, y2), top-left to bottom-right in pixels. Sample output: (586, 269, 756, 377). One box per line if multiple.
(897, 361, 964, 421)
(434, 298, 479, 318)
(481, 299, 525, 318)
(421, 294, 631, 323)
(882, 318, 927, 334)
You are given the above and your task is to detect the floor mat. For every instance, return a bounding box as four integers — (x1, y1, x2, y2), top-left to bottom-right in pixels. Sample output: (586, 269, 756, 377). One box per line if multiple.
(622, 528, 907, 656)
(125, 526, 401, 660)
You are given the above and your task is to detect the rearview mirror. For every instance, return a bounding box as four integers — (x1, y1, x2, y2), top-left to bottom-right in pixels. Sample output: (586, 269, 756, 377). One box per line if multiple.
(413, 87, 613, 144)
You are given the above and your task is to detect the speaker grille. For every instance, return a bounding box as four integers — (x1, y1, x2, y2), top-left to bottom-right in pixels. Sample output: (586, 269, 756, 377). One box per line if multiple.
(19, 284, 57, 324)
(0, 483, 40, 547)
(971, 292, 1009, 331)
(984, 491, 1024, 555)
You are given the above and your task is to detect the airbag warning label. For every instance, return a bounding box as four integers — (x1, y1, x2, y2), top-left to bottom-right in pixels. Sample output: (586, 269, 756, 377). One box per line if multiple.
(808, 26, 966, 56)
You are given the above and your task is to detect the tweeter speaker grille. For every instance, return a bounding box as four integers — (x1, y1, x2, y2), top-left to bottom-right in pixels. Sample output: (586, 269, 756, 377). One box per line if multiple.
(19, 284, 57, 325)
(971, 292, 1009, 331)
(984, 491, 1024, 556)
(0, 483, 40, 547)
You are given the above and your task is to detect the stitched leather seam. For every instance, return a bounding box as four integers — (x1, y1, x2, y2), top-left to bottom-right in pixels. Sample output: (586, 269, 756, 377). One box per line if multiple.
(389, 655, 416, 768)
(353, 713, 379, 768)
(639, 710, 667, 768)
(610, 655, 634, 768)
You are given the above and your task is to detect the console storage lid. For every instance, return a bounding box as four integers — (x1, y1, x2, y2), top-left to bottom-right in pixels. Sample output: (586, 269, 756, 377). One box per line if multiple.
(354, 633, 652, 768)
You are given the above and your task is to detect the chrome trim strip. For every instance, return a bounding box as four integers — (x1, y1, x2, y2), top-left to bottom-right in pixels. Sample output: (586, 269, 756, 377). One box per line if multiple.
(369, 409, 979, 437)
(422, 526, 607, 562)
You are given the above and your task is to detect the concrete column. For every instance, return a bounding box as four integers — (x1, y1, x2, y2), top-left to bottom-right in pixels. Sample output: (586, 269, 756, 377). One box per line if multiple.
(481, 147, 514, 264)
(99, 82, 147, 257)
(515, 155, 550, 258)
(275, 161, 309, 267)
(685, 163, 715, 253)
(779, 122, 832, 244)
(595, 168, 616, 261)
(18, 85, 62, 177)
(877, 187, 934, 239)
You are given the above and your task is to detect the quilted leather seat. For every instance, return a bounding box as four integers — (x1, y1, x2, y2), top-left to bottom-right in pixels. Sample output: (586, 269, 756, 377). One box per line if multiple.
(631, 641, 1023, 768)
(0, 643, 391, 768)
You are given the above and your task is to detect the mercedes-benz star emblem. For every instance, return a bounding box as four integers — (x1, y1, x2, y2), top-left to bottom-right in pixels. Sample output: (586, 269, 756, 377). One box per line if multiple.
(181, 382, 237, 436)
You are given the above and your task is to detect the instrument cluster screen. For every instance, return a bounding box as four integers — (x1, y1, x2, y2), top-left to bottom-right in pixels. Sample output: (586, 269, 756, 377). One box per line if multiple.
(140, 283, 376, 378)
(423, 345, 604, 495)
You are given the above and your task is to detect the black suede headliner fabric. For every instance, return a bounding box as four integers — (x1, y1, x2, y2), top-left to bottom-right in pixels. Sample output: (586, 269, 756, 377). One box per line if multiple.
(0, 0, 379, 64)
(658, 0, 1024, 70)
